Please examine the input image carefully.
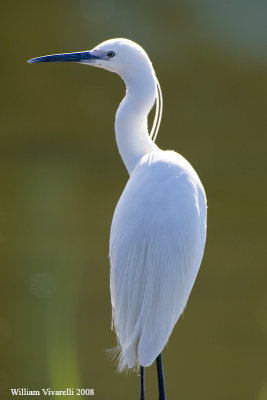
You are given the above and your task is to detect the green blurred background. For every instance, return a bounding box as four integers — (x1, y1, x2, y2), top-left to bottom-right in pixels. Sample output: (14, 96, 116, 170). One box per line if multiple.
(0, 1, 266, 399)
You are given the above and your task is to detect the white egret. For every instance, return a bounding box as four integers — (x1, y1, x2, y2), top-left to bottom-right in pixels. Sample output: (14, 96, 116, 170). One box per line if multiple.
(28, 38, 207, 400)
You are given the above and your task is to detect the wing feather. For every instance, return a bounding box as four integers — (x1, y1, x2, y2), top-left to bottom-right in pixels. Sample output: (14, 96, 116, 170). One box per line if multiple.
(109, 150, 207, 371)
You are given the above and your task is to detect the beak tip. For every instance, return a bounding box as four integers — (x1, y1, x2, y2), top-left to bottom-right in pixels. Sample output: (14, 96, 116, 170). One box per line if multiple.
(27, 57, 39, 64)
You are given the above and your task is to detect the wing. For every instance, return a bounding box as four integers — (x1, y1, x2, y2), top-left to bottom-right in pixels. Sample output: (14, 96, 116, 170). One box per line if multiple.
(109, 150, 207, 371)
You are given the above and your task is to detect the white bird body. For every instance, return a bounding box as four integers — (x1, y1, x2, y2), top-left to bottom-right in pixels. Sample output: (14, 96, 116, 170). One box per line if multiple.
(104, 39, 207, 371)
(28, 38, 207, 397)
(110, 149, 206, 370)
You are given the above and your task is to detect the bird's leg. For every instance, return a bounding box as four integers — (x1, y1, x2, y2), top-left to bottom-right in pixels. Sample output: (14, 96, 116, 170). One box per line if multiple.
(156, 354, 166, 400)
(140, 366, 145, 400)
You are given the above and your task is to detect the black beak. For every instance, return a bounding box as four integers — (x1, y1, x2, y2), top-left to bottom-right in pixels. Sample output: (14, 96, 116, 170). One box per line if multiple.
(27, 51, 100, 64)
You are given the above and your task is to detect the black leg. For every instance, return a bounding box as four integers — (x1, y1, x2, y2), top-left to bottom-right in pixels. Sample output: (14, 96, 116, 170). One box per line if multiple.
(140, 366, 145, 400)
(156, 353, 166, 400)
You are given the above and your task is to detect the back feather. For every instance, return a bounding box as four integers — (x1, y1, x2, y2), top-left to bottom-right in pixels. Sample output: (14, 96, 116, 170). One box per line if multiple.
(109, 150, 207, 372)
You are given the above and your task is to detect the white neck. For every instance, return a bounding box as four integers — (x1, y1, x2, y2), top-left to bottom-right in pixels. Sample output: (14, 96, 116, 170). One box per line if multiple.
(115, 64, 158, 174)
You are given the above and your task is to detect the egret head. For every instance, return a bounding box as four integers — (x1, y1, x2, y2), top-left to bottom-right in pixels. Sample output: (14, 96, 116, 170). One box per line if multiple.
(28, 38, 153, 80)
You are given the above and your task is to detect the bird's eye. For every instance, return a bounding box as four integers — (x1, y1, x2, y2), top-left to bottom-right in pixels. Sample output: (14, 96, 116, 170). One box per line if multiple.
(107, 51, 115, 58)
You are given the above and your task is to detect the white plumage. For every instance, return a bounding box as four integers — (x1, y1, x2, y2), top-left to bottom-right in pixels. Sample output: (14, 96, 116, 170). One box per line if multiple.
(101, 39, 208, 372)
(110, 149, 206, 371)
(28, 38, 207, 388)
